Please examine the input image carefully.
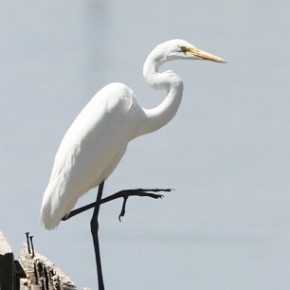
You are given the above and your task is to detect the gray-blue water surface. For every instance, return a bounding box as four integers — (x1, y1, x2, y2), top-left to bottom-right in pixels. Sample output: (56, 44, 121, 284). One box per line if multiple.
(1, 0, 290, 289)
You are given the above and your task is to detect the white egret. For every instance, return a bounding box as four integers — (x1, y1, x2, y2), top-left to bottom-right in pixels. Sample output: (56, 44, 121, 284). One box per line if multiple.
(40, 39, 225, 290)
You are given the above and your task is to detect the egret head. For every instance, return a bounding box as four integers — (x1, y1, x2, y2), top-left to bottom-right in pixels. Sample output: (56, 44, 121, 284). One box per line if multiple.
(158, 39, 225, 63)
(143, 39, 225, 89)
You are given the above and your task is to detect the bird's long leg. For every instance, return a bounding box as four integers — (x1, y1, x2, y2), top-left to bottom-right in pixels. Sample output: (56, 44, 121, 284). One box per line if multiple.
(91, 181, 105, 290)
(62, 188, 172, 221)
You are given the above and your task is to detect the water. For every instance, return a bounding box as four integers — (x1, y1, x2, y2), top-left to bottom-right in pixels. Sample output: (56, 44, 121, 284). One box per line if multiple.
(1, 0, 290, 289)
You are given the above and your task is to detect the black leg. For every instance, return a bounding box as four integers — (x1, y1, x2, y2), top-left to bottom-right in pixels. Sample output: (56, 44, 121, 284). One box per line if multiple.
(61, 186, 172, 290)
(62, 188, 172, 221)
(91, 181, 105, 290)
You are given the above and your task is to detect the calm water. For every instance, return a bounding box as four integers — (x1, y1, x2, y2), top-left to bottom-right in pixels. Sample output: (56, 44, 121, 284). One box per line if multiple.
(1, 0, 290, 289)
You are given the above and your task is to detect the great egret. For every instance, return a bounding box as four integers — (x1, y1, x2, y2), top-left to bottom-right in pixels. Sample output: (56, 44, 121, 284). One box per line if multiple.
(40, 39, 225, 289)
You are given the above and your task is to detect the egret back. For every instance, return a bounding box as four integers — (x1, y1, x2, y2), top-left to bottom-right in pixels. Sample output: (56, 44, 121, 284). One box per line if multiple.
(40, 83, 135, 229)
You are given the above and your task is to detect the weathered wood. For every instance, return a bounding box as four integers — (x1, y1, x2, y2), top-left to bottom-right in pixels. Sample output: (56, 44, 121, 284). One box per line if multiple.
(0, 231, 16, 290)
(0, 232, 90, 290)
(19, 244, 78, 290)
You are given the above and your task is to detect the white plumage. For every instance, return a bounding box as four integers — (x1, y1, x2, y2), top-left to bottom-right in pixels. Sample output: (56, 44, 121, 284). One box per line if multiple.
(41, 83, 137, 229)
(40, 39, 225, 230)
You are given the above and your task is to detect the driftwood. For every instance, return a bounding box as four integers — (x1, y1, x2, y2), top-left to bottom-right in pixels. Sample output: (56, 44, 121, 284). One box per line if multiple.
(0, 231, 88, 290)
(0, 231, 16, 289)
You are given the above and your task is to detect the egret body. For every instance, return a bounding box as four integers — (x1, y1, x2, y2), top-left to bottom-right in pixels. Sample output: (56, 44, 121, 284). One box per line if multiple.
(40, 39, 224, 229)
(40, 39, 224, 290)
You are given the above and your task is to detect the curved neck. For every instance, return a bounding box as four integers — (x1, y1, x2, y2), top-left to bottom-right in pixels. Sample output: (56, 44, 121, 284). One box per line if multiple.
(134, 52, 184, 137)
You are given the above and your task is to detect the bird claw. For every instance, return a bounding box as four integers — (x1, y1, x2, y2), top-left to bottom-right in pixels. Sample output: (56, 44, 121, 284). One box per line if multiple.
(117, 189, 171, 221)
(118, 196, 128, 222)
(152, 194, 164, 199)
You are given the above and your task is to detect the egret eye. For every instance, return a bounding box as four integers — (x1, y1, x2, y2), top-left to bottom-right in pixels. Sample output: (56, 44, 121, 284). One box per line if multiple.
(180, 46, 188, 54)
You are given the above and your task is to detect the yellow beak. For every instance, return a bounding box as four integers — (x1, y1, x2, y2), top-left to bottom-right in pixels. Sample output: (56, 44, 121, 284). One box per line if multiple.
(188, 47, 226, 63)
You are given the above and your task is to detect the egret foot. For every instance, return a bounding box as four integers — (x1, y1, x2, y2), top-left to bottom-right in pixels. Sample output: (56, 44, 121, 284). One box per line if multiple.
(115, 188, 168, 221)
(62, 188, 172, 221)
